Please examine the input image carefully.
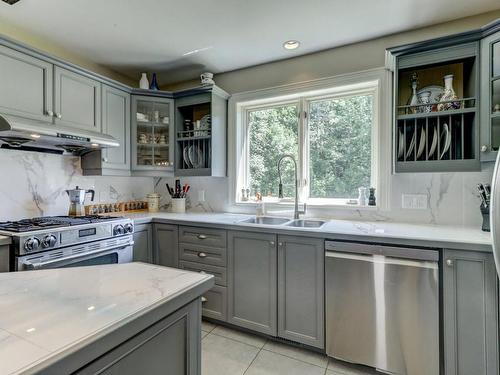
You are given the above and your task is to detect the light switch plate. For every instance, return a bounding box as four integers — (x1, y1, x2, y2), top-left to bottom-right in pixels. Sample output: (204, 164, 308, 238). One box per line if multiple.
(198, 190, 205, 202)
(402, 194, 428, 209)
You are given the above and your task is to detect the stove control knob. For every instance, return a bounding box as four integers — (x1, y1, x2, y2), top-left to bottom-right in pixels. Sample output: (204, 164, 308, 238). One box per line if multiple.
(41, 235, 57, 248)
(24, 237, 41, 252)
(124, 223, 134, 233)
(113, 225, 125, 236)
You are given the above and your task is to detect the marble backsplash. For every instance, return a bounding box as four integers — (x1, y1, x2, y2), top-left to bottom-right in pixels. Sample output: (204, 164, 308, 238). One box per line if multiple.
(0, 149, 154, 221)
(156, 163, 494, 228)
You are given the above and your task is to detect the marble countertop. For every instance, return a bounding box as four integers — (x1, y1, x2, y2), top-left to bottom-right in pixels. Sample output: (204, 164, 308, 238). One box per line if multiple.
(128, 212, 492, 251)
(0, 263, 213, 375)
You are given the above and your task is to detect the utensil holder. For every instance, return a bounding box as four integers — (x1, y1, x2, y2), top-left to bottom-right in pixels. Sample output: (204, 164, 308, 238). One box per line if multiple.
(480, 204, 490, 232)
(171, 198, 186, 213)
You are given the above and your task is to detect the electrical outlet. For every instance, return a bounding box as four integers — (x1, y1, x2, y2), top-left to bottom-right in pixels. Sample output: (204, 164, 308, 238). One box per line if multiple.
(198, 190, 205, 202)
(402, 194, 428, 209)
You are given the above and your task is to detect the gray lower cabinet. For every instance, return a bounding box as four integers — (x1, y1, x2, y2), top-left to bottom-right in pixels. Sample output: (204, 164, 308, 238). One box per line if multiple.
(227, 231, 277, 336)
(443, 249, 499, 375)
(132, 224, 153, 263)
(75, 299, 201, 375)
(0, 45, 53, 121)
(154, 224, 179, 267)
(277, 235, 324, 349)
(54, 66, 101, 132)
(81, 85, 130, 175)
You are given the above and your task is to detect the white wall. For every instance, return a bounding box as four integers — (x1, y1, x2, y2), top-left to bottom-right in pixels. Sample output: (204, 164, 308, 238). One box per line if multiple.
(0, 149, 153, 221)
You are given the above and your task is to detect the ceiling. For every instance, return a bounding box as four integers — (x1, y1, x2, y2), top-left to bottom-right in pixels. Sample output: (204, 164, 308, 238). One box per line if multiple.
(0, 0, 499, 85)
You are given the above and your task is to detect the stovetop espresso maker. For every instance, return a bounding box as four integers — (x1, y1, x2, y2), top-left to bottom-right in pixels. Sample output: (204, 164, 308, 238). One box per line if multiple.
(66, 186, 95, 216)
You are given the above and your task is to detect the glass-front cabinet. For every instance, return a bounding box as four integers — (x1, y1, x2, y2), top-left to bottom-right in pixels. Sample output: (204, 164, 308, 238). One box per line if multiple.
(480, 29, 500, 162)
(131, 95, 174, 175)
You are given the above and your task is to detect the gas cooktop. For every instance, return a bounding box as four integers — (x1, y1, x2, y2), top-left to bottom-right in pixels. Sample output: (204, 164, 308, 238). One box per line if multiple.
(0, 215, 121, 233)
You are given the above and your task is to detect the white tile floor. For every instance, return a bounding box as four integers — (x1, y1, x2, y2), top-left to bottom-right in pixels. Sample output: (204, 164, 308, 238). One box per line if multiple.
(201, 321, 379, 375)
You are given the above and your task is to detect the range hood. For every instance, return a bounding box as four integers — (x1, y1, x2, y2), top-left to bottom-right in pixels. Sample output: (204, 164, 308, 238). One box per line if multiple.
(0, 114, 119, 155)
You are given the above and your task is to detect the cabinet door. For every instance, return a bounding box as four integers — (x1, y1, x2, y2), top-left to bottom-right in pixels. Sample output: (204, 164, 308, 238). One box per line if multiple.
(132, 224, 153, 263)
(443, 249, 499, 375)
(0, 45, 53, 121)
(154, 224, 178, 267)
(278, 235, 324, 348)
(480, 30, 500, 162)
(54, 66, 101, 131)
(227, 231, 277, 335)
(101, 85, 130, 170)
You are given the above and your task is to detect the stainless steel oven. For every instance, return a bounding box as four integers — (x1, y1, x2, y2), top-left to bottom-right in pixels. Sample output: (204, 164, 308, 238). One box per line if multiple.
(16, 235, 133, 271)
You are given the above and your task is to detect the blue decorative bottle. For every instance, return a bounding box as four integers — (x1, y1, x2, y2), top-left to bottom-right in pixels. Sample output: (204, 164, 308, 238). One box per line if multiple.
(150, 73, 159, 90)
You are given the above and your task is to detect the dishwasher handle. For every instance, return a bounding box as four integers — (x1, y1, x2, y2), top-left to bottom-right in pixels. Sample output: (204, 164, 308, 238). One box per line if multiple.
(325, 240, 439, 262)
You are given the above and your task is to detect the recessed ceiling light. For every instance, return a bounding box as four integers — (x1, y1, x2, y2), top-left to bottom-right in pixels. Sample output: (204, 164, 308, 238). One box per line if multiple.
(283, 40, 300, 50)
(183, 46, 213, 56)
(30, 134, 41, 139)
(90, 143, 99, 148)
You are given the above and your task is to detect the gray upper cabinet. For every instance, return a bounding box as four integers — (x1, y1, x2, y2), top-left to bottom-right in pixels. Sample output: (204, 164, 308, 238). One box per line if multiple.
(277, 235, 324, 349)
(480, 29, 500, 162)
(132, 224, 153, 263)
(154, 224, 179, 268)
(443, 249, 499, 375)
(0, 45, 53, 121)
(81, 85, 130, 175)
(54, 66, 101, 132)
(227, 231, 277, 336)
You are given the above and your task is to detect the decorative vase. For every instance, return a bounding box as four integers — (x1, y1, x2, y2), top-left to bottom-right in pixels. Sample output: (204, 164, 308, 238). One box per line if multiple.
(139, 73, 149, 89)
(407, 73, 419, 114)
(418, 90, 432, 113)
(150, 73, 159, 90)
(437, 74, 460, 111)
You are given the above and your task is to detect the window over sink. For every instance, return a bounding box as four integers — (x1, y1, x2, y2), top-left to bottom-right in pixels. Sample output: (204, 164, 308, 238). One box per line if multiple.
(232, 72, 385, 207)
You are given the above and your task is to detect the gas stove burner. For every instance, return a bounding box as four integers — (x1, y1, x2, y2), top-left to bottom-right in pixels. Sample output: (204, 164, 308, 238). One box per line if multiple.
(0, 136, 32, 147)
(0, 215, 122, 232)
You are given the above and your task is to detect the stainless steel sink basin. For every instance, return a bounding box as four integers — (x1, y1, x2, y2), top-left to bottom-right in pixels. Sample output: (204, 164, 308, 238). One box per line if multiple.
(240, 216, 291, 225)
(285, 219, 326, 228)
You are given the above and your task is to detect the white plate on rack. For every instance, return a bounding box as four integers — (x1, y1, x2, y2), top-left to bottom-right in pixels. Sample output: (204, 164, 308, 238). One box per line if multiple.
(188, 145, 205, 168)
(429, 126, 438, 157)
(405, 130, 416, 160)
(417, 129, 426, 159)
(440, 123, 451, 159)
(398, 129, 404, 158)
(183, 147, 192, 168)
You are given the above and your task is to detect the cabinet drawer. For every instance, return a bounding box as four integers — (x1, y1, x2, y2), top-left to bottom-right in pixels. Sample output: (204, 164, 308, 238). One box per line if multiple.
(179, 226, 226, 248)
(202, 285, 227, 322)
(179, 243, 226, 267)
(179, 260, 227, 286)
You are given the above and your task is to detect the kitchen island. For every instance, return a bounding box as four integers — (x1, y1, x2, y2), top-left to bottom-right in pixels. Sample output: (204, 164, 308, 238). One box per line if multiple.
(0, 262, 214, 375)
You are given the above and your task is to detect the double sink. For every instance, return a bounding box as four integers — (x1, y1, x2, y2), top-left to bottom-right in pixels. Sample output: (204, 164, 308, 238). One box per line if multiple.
(240, 216, 326, 228)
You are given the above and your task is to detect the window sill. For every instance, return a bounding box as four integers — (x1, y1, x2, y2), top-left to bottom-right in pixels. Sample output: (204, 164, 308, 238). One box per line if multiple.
(234, 200, 379, 210)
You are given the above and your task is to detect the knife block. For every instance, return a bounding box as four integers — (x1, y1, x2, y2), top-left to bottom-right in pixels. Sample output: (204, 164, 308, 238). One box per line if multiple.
(480, 204, 490, 232)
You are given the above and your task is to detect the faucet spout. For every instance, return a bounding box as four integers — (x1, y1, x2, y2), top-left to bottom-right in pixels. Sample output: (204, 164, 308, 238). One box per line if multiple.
(277, 155, 306, 220)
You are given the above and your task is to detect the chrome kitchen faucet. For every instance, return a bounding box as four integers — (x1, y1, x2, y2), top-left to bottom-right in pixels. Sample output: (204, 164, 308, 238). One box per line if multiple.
(277, 154, 306, 220)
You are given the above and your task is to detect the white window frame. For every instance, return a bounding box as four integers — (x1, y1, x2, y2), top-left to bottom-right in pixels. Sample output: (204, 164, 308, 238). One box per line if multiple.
(228, 68, 392, 211)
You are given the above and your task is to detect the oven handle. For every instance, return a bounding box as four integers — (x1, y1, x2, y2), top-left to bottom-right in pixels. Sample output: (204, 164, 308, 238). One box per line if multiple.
(22, 242, 133, 270)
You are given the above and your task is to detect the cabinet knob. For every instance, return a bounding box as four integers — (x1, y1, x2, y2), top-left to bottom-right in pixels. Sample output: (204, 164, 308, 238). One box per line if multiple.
(270, 241, 275, 246)
(278, 242, 283, 246)
(56, 113, 62, 119)
(446, 259, 453, 267)
(46, 110, 54, 117)
(201, 296, 207, 303)
(102, 158, 108, 162)
(481, 145, 488, 152)
(197, 234, 207, 240)
(198, 252, 207, 258)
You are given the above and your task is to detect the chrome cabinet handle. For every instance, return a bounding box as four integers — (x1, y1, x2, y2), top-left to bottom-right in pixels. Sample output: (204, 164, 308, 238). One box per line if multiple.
(198, 252, 207, 258)
(201, 296, 207, 303)
(46, 110, 54, 117)
(56, 113, 62, 119)
(446, 259, 453, 267)
(197, 234, 207, 240)
(481, 145, 488, 152)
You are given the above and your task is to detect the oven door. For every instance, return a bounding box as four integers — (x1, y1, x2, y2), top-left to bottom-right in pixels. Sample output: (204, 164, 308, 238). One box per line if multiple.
(17, 237, 133, 271)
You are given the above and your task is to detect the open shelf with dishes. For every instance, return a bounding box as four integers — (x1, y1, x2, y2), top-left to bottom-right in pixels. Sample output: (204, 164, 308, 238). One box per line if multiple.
(390, 41, 480, 172)
(174, 86, 228, 177)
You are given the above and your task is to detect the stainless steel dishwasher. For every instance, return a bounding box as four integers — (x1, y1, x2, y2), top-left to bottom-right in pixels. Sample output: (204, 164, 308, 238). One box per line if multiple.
(325, 240, 439, 375)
